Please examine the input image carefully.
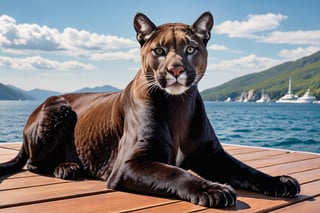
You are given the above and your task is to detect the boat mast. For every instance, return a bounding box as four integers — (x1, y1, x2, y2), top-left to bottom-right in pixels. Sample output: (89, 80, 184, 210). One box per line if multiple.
(288, 77, 292, 94)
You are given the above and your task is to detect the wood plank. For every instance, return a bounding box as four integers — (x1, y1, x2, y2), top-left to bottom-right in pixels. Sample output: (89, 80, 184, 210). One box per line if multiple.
(0, 146, 18, 162)
(0, 143, 22, 150)
(0, 180, 111, 208)
(0, 191, 178, 213)
(243, 152, 319, 169)
(260, 158, 320, 176)
(132, 201, 205, 212)
(0, 154, 17, 162)
(0, 174, 67, 191)
(231, 149, 288, 162)
(271, 196, 320, 213)
(0, 148, 18, 155)
(225, 146, 269, 155)
(222, 144, 245, 151)
(290, 168, 320, 184)
(1, 171, 37, 180)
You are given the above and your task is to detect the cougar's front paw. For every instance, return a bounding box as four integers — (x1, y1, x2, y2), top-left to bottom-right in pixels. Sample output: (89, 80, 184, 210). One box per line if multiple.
(264, 175, 300, 197)
(190, 181, 237, 208)
(54, 162, 83, 180)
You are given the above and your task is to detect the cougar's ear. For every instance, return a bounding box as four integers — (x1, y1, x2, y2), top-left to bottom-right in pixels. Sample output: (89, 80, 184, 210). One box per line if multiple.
(134, 13, 157, 46)
(191, 12, 214, 45)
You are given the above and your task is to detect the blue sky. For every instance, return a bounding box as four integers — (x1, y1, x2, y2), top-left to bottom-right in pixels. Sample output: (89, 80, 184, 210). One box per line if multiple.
(1, 0, 320, 92)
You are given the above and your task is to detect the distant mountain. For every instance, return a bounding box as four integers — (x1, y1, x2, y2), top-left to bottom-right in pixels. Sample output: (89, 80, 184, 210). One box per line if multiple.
(6, 84, 27, 94)
(73, 85, 120, 93)
(27, 89, 61, 101)
(1, 83, 121, 101)
(7, 85, 61, 101)
(0, 83, 34, 100)
(201, 51, 320, 101)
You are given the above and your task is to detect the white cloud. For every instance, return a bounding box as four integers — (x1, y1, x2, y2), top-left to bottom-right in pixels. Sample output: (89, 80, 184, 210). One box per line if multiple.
(278, 46, 320, 60)
(0, 15, 138, 61)
(83, 48, 140, 61)
(0, 55, 96, 70)
(61, 28, 137, 51)
(215, 13, 287, 38)
(261, 31, 320, 45)
(208, 54, 281, 73)
(208, 44, 228, 51)
(0, 15, 62, 51)
(0, 14, 15, 24)
(214, 13, 320, 46)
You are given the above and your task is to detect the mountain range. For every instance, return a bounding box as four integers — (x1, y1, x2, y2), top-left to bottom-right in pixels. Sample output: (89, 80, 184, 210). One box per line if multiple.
(0, 84, 120, 101)
(72, 85, 120, 93)
(201, 51, 320, 101)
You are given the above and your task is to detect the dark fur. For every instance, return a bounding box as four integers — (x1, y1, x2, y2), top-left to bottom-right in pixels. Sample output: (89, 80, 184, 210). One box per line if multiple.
(0, 12, 300, 208)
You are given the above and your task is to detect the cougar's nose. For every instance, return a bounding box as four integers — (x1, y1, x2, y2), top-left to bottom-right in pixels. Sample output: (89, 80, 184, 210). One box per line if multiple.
(168, 65, 185, 77)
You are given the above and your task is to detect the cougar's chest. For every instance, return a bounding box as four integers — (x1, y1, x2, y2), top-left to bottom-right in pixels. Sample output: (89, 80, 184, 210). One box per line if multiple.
(165, 102, 194, 167)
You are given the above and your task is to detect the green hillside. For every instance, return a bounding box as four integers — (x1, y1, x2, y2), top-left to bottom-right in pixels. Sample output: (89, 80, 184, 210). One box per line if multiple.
(201, 51, 320, 101)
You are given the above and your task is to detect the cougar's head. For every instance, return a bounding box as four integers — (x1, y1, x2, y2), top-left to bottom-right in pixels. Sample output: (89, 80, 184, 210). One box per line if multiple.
(134, 12, 213, 95)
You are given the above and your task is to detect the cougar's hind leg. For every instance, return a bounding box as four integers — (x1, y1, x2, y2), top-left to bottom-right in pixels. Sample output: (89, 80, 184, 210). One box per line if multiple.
(25, 96, 83, 179)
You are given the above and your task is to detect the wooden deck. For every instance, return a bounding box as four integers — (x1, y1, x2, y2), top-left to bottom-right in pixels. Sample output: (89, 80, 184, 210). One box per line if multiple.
(0, 143, 319, 212)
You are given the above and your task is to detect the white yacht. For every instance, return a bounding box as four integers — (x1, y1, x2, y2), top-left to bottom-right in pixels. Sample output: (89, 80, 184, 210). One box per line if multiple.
(276, 78, 298, 103)
(296, 88, 316, 104)
(224, 97, 232, 102)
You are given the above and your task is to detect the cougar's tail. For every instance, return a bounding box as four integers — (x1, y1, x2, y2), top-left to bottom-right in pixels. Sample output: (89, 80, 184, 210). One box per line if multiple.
(0, 144, 28, 176)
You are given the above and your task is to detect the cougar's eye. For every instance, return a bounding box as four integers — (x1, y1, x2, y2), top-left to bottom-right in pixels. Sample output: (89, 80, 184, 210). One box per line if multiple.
(153, 48, 166, 56)
(186, 46, 196, 54)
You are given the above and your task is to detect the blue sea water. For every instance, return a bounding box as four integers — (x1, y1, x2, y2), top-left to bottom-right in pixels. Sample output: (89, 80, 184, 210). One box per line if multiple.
(205, 102, 320, 153)
(0, 101, 319, 153)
